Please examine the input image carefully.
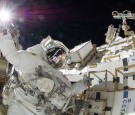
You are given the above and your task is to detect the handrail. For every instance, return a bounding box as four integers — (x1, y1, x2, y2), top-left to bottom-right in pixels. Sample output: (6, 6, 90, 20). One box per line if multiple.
(88, 70, 114, 91)
(115, 64, 135, 90)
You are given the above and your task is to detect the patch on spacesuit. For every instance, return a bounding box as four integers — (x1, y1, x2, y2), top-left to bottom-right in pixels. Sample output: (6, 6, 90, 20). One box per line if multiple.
(36, 77, 54, 93)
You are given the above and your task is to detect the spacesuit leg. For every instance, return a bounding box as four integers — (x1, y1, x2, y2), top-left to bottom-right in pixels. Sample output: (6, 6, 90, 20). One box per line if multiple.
(7, 100, 25, 115)
(7, 99, 45, 115)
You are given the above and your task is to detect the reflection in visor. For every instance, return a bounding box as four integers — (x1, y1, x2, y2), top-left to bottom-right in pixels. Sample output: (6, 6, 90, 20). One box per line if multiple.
(47, 47, 66, 68)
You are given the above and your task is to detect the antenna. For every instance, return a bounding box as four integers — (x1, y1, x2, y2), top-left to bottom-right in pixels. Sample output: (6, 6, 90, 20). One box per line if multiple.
(112, 10, 135, 37)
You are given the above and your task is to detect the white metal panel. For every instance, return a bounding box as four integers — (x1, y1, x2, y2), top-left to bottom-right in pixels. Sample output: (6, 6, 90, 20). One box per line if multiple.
(105, 92, 115, 115)
(69, 41, 93, 62)
(86, 91, 114, 115)
(112, 90, 135, 115)
(89, 100, 105, 114)
(79, 41, 93, 59)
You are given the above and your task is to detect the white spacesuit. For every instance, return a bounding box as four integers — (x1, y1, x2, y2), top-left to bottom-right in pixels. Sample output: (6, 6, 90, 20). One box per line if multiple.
(0, 32, 87, 115)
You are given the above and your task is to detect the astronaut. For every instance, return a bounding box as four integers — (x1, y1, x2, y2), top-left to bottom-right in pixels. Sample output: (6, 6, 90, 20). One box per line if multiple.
(0, 31, 87, 115)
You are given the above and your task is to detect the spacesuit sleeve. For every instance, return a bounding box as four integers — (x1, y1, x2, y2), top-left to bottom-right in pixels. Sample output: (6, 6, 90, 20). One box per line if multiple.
(0, 33, 20, 66)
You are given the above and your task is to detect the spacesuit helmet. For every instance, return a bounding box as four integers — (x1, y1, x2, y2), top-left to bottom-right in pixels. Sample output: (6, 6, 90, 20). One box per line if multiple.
(41, 35, 69, 68)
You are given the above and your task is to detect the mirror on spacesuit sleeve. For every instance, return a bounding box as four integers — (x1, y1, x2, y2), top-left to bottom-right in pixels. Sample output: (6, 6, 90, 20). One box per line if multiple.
(47, 47, 66, 68)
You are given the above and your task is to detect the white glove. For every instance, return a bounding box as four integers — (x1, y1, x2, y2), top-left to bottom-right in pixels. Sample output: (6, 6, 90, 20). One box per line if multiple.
(0, 31, 12, 43)
(71, 80, 87, 95)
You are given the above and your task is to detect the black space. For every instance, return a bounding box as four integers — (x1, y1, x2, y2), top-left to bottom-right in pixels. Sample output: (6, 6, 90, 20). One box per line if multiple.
(9, 0, 135, 49)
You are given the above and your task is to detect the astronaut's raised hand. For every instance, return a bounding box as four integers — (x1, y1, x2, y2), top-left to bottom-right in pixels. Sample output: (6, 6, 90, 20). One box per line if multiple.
(0, 30, 12, 42)
(0, 28, 19, 66)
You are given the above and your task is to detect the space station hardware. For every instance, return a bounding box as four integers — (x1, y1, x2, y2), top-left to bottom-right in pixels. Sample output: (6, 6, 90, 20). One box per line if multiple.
(112, 10, 135, 37)
(58, 11, 135, 115)
(105, 25, 117, 44)
(66, 40, 97, 69)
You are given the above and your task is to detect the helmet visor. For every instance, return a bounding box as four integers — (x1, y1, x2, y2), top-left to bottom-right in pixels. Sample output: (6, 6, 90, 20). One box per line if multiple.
(47, 47, 66, 68)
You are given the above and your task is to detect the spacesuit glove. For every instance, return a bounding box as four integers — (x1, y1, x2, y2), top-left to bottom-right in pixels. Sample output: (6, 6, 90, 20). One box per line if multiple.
(71, 80, 87, 95)
(0, 31, 12, 43)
